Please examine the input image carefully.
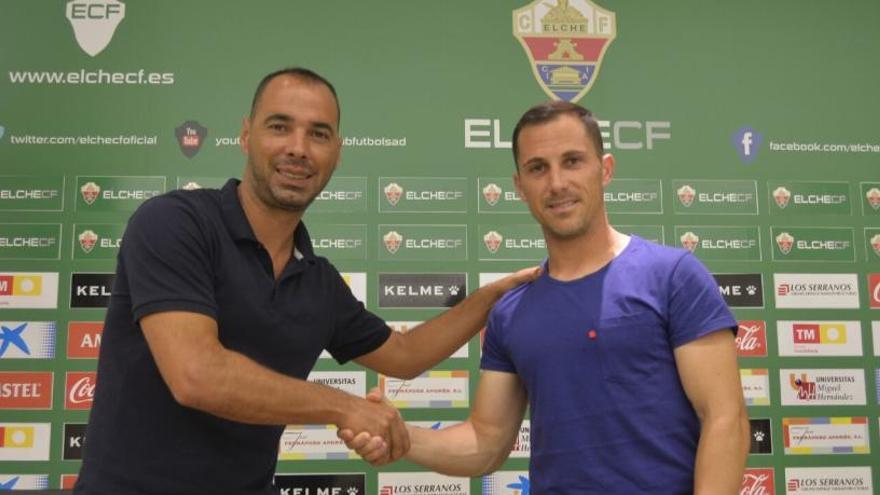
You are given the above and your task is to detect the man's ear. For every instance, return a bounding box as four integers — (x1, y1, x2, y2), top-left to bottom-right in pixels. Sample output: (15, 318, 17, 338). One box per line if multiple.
(601, 153, 615, 188)
(239, 117, 250, 156)
(513, 169, 526, 202)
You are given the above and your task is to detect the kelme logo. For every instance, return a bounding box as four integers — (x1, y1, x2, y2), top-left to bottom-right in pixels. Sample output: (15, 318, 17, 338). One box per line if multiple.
(384, 182, 403, 206)
(513, 0, 616, 102)
(65, 0, 126, 57)
(174, 120, 207, 158)
(484, 231, 503, 254)
(383, 231, 402, 254)
(80, 182, 100, 205)
(676, 185, 695, 207)
(680, 231, 698, 252)
(482, 183, 502, 206)
(78, 230, 98, 253)
(776, 232, 794, 255)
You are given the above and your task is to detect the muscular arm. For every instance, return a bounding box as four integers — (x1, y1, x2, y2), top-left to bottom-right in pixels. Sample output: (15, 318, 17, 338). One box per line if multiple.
(343, 370, 527, 474)
(141, 311, 408, 457)
(355, 268, 539, 379)
(674, 329, 750, 495)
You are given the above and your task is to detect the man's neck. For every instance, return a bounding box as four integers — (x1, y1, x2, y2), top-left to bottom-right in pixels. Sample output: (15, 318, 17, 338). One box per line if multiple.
(237, 183, 302, 258)
(544, 220, 629, 282)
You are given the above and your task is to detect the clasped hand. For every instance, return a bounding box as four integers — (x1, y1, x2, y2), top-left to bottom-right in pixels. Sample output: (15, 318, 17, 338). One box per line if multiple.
(337, 388, 403, 466)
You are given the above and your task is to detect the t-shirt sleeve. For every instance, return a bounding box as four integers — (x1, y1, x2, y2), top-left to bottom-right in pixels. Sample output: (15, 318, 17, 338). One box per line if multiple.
(667, 252, 738, 348)
(326, 268, 391, 364)
(479, 307, 517, 373)
(122, 196, 218, 323)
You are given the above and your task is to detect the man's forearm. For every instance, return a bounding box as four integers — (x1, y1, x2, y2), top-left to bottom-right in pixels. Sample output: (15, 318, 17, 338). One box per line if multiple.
(398, 283, 508, 371)
(368, 270, 537, 379)
(178, 345, 354, 425)
(406, 422, 513, 477)
(693, 413, 751, 495)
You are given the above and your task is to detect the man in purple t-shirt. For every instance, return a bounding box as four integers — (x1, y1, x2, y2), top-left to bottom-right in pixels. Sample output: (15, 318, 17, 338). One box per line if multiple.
(342, 102, 750, 494)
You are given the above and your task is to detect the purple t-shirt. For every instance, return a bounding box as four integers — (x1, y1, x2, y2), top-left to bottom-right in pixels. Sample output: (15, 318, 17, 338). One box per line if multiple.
(481, 236, 737, 494)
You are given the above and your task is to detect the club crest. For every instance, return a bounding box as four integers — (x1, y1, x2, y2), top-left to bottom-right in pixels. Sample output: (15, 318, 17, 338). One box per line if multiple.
(513, 0, 616, 102)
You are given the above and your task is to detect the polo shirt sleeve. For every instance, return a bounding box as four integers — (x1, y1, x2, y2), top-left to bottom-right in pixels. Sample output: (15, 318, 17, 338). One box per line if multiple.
(121, 195, 218, 323)
(480, 307, 517, 373)
(667, 252, 738, 348)
(325, 268, 391, 364)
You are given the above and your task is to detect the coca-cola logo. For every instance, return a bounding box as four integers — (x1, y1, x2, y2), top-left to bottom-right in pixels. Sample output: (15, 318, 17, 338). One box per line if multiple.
(65, 372, 96, 409)
(740, 468, 774, 495)
(735, 321, 767, 357)
(870, 273, 880, 309)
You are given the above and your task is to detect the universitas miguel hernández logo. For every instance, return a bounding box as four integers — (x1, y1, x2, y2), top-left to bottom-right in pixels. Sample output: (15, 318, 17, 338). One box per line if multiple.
(513, 0, 616, 102)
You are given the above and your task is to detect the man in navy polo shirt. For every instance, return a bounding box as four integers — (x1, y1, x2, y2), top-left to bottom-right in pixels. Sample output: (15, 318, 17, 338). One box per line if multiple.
(74, 68, 537, 495)
(343, 102, 751, 494)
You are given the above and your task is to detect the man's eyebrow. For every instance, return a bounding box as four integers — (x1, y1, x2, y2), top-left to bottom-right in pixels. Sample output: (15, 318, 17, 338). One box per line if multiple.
(522, 156, 547, 168)
(263, 114, 335, 133)
(311, 121, 335, 133)
(263, 113, 292, 124)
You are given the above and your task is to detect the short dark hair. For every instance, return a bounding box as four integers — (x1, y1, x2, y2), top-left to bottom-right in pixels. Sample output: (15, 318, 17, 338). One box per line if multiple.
(249, 67, 341, 125)
(511, 101, 604, 166)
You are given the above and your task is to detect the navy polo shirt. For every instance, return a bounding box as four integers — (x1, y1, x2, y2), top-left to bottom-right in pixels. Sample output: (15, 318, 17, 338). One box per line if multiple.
(76, 179, 390, 495)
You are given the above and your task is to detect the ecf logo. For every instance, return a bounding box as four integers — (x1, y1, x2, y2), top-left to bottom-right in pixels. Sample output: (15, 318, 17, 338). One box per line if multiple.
(732, 126, 762, 164)
(66, 0, 126, 57)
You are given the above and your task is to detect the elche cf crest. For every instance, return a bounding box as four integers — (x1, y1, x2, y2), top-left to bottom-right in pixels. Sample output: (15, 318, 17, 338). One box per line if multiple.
(513, 0, 616, 102)
(483, 231, 503, 253)
(66, 0, 126, 57)
(384, 183, 403, 206)
(773, 186, 791, 209)
(776, 232, 794, 255)
(870, 234, 880, 256)
(866, 187, 880, 210)
(676, 185, 695, 207)
(383, 231, 402, 254)
(78, 230, 99, 253)
(680, 232, 699, 252)
(81, 182, 101, 205)
(482, 183, 502, 206)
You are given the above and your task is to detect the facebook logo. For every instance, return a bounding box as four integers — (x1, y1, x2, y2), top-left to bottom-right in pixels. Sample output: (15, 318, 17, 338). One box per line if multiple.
(732, 126, 762, 163)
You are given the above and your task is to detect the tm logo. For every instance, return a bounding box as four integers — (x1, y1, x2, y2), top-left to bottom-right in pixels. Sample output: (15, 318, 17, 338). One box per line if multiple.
(732, 126, 762, 164)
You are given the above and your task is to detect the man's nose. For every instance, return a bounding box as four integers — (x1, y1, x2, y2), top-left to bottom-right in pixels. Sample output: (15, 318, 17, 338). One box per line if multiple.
(283, 128, 308, 158)
(547, 165, 566, 192)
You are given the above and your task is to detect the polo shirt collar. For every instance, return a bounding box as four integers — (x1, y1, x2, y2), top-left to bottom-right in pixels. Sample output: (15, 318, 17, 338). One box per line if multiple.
(220, 178, 316, 260)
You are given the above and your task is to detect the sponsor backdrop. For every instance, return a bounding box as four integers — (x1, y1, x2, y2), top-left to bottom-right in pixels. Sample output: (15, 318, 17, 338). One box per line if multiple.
(1, 0, 878, 493)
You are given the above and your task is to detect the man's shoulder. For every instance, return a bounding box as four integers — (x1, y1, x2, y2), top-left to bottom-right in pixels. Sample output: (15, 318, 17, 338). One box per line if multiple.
(131, 187, 222, 225)
(143, 187, 221, 214)
(624, 235, 691, 271)
(490, 280, 533, 322)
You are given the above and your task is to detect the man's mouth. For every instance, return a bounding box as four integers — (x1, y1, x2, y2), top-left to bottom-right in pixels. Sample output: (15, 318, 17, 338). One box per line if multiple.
(547, 198, 579, 211)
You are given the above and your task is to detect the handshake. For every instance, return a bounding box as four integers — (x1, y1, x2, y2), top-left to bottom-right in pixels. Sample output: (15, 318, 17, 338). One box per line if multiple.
(335, 387, 411, 466)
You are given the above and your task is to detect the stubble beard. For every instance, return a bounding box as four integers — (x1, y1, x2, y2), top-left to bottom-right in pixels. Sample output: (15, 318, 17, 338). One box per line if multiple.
(246, 159, 322, 213)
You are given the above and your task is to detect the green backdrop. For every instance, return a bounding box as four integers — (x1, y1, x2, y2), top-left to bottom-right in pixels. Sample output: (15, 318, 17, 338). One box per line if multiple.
(1, 1, 878, 493)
